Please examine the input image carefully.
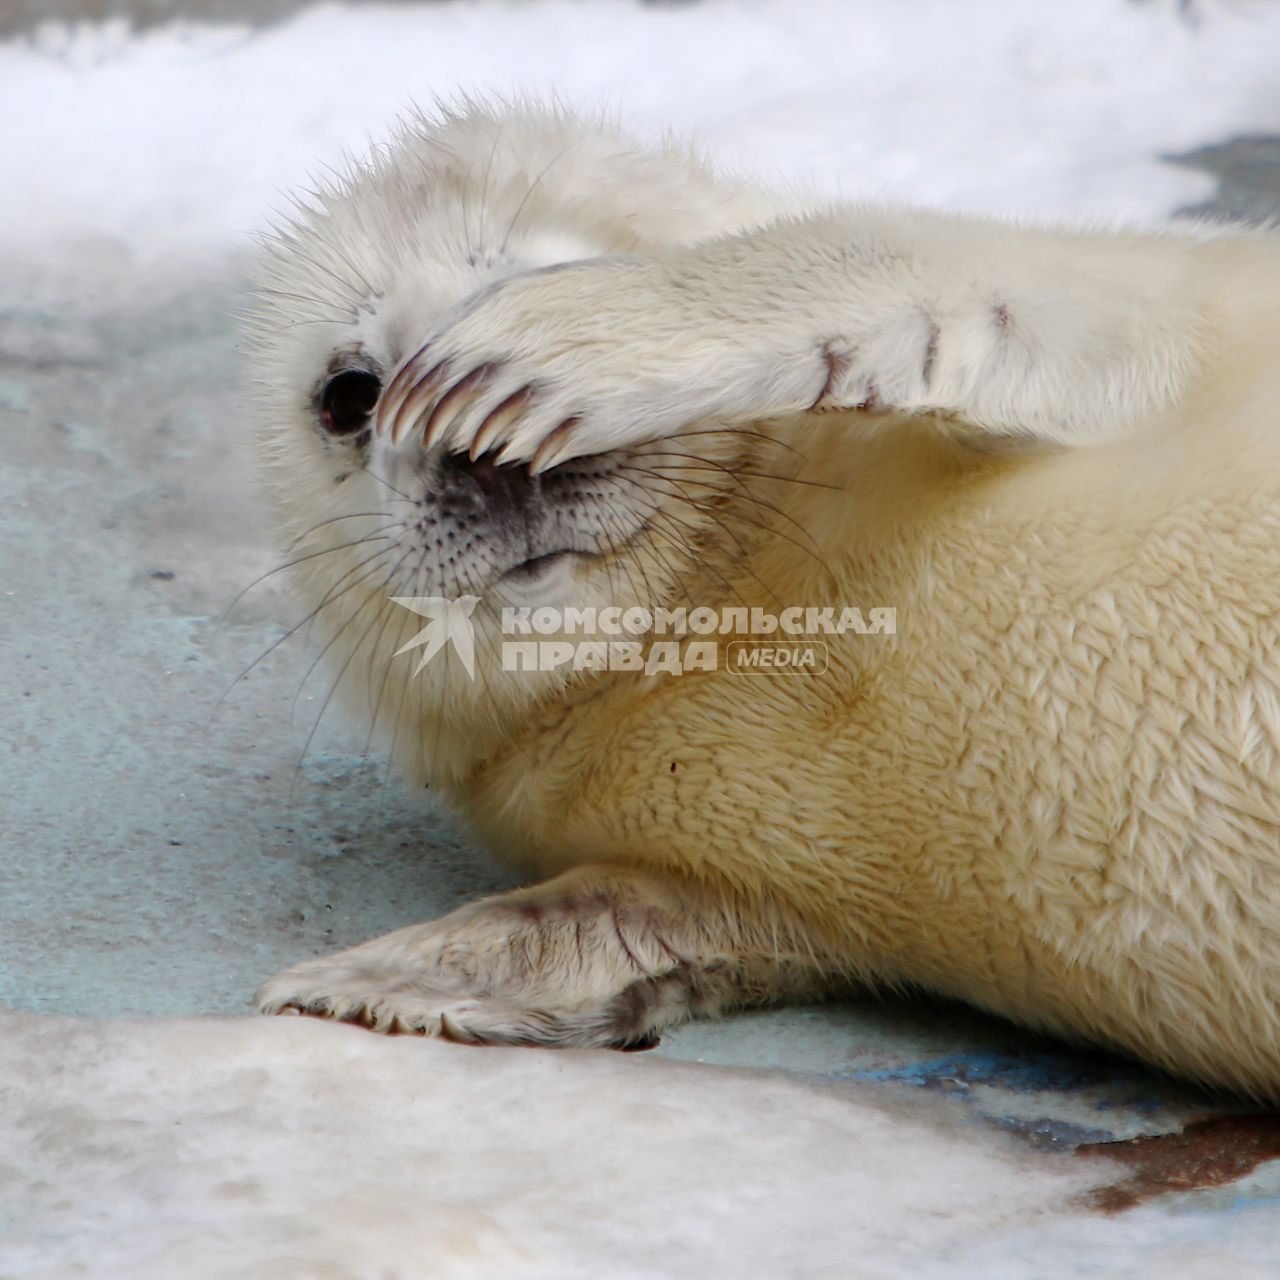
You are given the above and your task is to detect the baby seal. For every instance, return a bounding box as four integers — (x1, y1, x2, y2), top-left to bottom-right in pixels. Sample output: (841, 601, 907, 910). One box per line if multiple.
(248, 103, 1280, 1095)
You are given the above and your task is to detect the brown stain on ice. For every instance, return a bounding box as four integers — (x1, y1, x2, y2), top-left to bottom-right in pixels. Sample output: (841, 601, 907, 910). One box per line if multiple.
(1076, 1114, 1280, 1212)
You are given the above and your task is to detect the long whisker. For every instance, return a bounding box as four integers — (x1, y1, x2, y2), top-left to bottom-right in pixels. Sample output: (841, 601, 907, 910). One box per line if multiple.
(638, 450, 840, 491)
(376, 528, 436, 792)
(617, 462, 834, 591)
(458, 175, 475, 268)
(288, 544, 419, 802)
(255, 236, 370, 307)
(628, 451, 828, 559)
(216, 526, 402, 628)
(666, 424, 807, 462)
(499, 139, 583, 256)
(357, 461, 418, 505)
(288, 552, 399, 725)
(258, 316, 356, 335)
(361, 575, 415, 755)
(212, 540, 401, 720)
(475, 118, 506, 257)
(286, 511, 397, 549)
(250, 286, 354, 321)
(612, 472, 764, 612)
(598, 501, 706, 618)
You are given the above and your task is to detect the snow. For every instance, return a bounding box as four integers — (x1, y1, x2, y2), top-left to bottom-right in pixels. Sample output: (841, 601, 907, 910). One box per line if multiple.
(3, 0, 1280, 1275)
(5, 0, 1280, 288)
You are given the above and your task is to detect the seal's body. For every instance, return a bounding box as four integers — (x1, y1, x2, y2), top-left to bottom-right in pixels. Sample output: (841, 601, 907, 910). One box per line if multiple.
(249, 105, 1280, 1095)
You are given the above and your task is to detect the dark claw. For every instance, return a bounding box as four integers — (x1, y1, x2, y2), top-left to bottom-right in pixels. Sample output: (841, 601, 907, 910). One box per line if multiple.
(613, 1031, 662, 1053)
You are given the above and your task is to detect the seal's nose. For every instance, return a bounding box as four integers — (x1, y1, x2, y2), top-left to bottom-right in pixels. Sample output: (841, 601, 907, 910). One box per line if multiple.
(437, 449, 536, 513)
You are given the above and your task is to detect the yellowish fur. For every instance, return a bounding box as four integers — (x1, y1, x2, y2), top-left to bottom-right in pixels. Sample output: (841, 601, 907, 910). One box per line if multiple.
(248, 103, 1280, 1095)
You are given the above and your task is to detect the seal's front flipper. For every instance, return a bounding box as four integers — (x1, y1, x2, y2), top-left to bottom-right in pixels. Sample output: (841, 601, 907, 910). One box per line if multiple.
(255, 865, 838, 1048)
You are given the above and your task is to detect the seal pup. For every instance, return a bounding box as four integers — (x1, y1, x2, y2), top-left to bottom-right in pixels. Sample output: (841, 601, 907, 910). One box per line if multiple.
(248, 103, 1280, 1095)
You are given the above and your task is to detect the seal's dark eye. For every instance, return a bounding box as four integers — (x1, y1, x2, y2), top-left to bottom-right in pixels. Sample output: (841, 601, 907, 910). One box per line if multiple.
(320, 369, 381, 437)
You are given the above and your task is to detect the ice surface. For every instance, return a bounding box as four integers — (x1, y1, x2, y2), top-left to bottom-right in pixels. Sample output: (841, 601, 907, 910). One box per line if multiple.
(5, 1009, 1280, 1279)
(0, 1008, 1119, 1280)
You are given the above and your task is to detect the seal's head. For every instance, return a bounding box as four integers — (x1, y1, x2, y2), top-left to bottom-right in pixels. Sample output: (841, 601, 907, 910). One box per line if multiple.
(245, 104, 785, 788)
